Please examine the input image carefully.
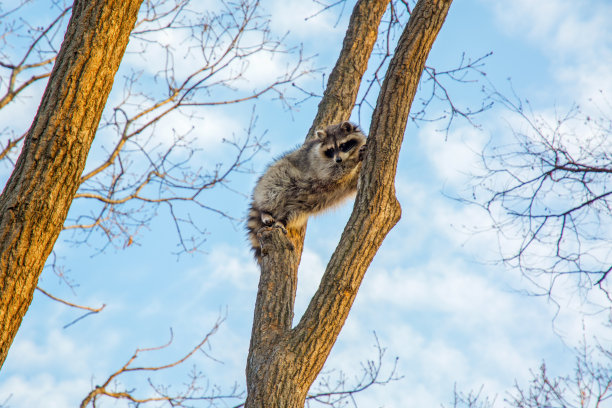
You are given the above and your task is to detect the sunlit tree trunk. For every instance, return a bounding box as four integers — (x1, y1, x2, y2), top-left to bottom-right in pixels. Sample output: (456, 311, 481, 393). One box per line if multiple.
(0, 0, 143, 369)
(245, 0, 453, 406)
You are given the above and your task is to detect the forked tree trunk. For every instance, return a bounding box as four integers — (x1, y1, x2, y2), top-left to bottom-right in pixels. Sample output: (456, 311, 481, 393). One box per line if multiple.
(246, 0, 453, 406)
(0, 0, 143, 369)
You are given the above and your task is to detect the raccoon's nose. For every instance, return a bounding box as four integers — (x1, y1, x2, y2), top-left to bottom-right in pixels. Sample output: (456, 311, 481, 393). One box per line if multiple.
(335, 157, 342, 163)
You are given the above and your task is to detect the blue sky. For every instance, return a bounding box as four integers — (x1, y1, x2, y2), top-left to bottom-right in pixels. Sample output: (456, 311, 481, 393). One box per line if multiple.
(1, 0, 611, 406)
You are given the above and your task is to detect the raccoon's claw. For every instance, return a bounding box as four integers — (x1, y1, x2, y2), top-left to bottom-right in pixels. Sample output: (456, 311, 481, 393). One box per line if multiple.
(260, 212, 287, 234)
(358, 144, 367, 161)
(273, 222, 288, 235)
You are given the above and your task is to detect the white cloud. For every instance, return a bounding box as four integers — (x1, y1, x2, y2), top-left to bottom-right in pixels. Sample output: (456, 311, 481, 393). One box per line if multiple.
(310, 252, 575, 406)
(362, 259, 551, 332)
(484, 0, 612, 102)
(0, 328, 98, 407)
(8, 330, 87, 371)
(235, 49, 301, 90)
(267, 0, 344, 39)
(153, 106, 243, 150)
(0, 374, 90, 408)
(417, 123, 486, 186)
(203, 244, 260, 290)
(489, 0, 611, 57)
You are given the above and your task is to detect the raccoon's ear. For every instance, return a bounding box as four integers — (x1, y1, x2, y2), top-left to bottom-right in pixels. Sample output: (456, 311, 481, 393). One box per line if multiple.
(340, 121, 354, 133)
(315, 129, 326, 139)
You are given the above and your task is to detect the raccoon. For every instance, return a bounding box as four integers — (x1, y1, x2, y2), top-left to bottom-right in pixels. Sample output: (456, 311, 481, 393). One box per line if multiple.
(247, 121, 367, 263)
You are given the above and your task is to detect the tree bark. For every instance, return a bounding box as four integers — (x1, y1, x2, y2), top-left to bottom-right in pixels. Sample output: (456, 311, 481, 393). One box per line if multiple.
(0, 0, 143, 369)
(246, 0, 453, 406)
(288, 0, 392, 267)
(305, 0, 392, 141)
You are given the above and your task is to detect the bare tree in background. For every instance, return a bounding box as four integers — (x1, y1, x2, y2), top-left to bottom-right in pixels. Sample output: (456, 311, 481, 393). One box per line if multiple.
(1, 0, 311, 255)
(449, 82, 612, 408)
(469, 89, 612, 303)
(507, 342, 612, 408)
(445, 338, 612, 408)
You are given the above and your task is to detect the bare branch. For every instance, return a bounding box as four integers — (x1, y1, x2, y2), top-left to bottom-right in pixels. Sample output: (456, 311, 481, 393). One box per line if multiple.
(0, 131, 25, 163)
(416, 52, 494, 134)
(35, 286, 106, 328)
(465, 86, 612, 302)
(0, 3, 72, 162)
(36, 286, 105, 313)
(80, 317, 244, 408)
(306, 333, 403, 407)
(354, 8, 493, 135)
(506, 342, 612, 408)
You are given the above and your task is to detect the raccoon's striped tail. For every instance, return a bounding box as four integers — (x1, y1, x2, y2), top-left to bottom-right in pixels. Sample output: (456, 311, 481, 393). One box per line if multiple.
(246, 206, 264, 264)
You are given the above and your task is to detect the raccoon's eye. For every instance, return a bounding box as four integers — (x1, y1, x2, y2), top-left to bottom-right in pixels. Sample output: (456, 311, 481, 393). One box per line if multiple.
(339, 139, 358, 153)
(323, 148, 334, 158)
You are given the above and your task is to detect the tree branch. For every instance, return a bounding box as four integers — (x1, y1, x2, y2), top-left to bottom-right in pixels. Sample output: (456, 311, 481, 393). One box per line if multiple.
(80, 318, 243, 408)
(292, 0, 451, 380)
(36, 286, 105, 313)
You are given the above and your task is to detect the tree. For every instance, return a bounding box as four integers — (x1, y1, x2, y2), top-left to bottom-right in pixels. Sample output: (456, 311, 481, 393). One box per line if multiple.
(446, 339, 612, 408)
(246, 0, 453, 406)
(0, 0, 459, 405)
(469, 89, 612, 304)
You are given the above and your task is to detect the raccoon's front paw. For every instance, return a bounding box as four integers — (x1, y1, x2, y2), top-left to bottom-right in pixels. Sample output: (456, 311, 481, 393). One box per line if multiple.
(272, 222, 288, 235)
(358, 143, 367, 161)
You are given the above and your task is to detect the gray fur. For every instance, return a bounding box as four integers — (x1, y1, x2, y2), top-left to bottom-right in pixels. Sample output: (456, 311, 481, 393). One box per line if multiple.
(247, 121, 367, 263)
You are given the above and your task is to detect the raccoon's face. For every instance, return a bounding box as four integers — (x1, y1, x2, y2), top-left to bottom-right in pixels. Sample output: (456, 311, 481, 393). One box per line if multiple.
(315, 121, 365, 166)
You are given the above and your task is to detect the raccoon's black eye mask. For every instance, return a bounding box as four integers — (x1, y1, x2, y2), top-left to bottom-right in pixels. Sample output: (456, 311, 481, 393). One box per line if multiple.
(339, 139, 358, 153)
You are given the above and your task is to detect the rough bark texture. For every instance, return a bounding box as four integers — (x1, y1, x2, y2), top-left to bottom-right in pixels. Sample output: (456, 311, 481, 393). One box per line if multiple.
(246, 0, 453, 406)
(304, 0, 391, 141)
(291, 0, 392, 268)
(0, 0, 143, 369)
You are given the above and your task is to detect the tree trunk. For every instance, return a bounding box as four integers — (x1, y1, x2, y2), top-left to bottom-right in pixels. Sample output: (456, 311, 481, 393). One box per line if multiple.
(0, 0, 142, 369)
(246, 0, 453, 406)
